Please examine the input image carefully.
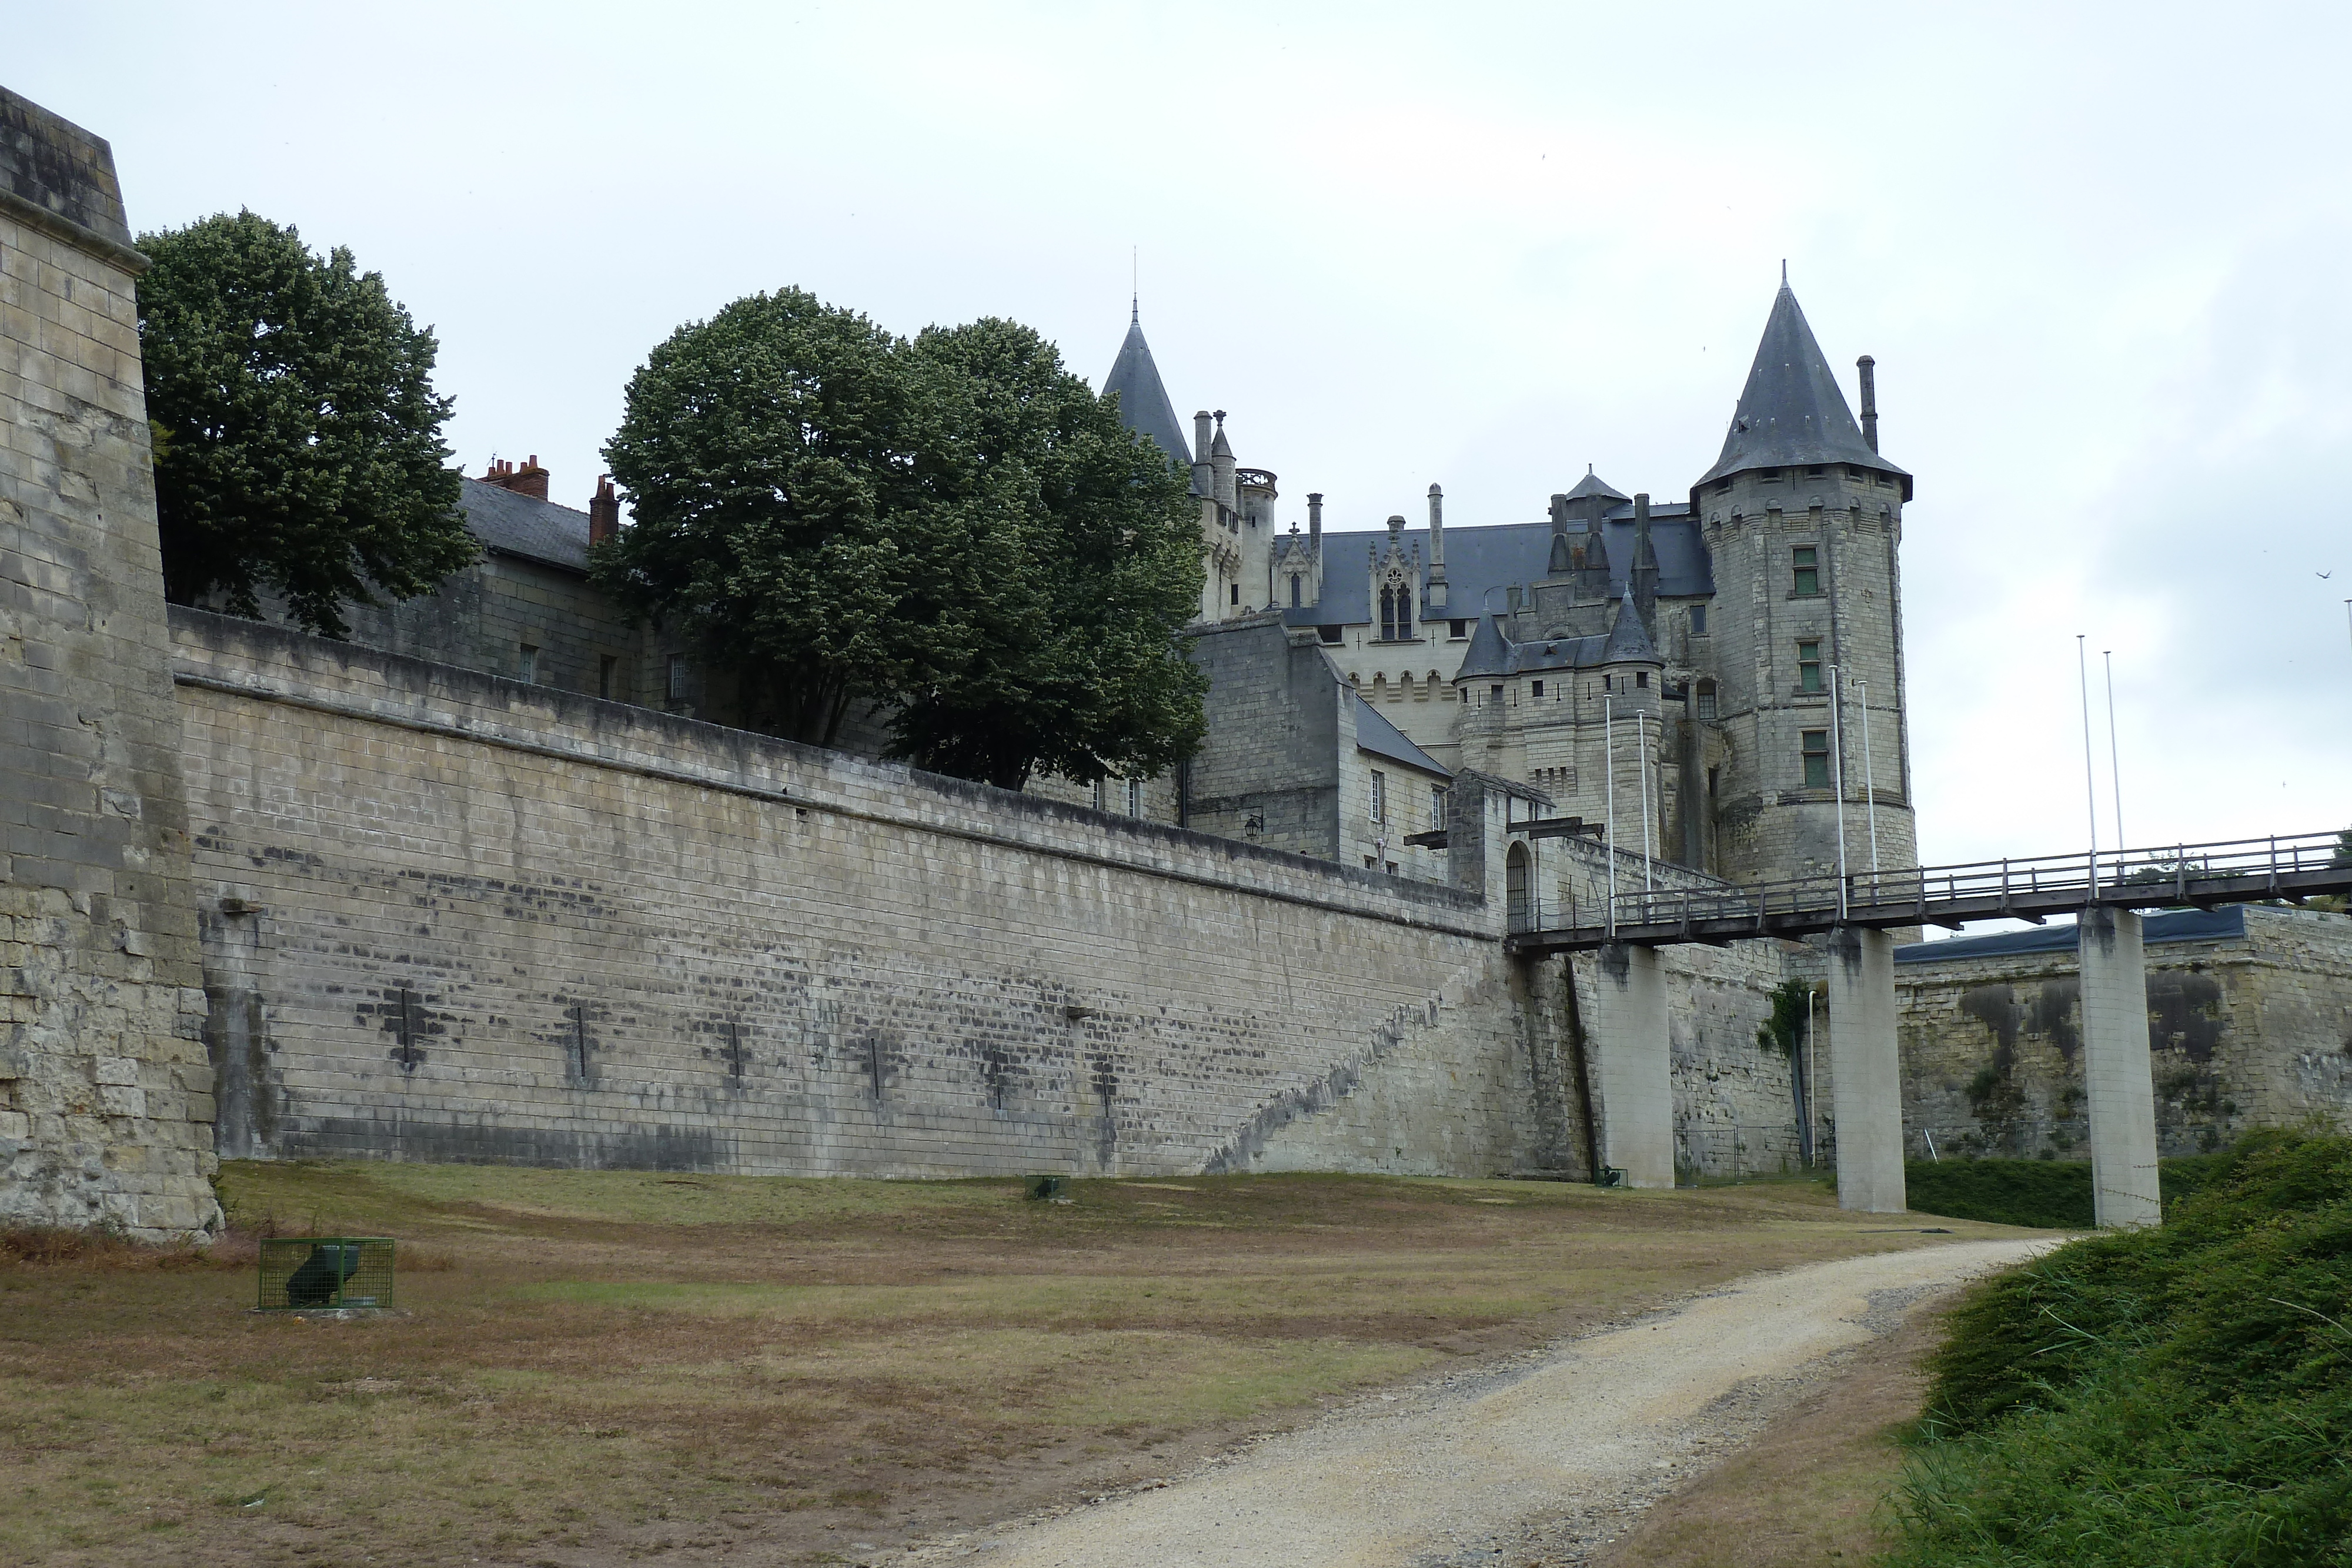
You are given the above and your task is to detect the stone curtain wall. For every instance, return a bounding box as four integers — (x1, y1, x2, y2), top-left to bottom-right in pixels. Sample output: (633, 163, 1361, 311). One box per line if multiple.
(0, 92, 219, 1241)
(169, 609, 1539, 1179)
(1897, 908, 2352, 1159)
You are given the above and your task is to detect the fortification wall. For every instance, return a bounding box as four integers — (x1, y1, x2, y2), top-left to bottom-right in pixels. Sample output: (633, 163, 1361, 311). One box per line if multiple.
(1896, 907, 2352, 1159)
(1, 92, 219, 1241)
(169, 609, 1544, 1178)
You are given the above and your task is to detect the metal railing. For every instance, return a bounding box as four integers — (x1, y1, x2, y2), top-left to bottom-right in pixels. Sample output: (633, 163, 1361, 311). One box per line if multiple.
(1517, 830, 2351, 945)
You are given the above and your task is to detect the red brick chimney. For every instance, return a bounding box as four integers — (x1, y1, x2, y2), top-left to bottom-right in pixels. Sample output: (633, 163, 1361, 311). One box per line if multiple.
(477, 454, 550, 502)
(589, 476, 619, 546)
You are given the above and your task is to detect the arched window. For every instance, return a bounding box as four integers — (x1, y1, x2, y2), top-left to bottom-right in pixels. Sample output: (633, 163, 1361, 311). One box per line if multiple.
(1290, 575, 1302, 608)
(1506, 842, 1532, 930)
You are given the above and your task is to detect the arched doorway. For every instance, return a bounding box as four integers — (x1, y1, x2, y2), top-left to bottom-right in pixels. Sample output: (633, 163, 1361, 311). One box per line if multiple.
(1506, 841, 1532, 930)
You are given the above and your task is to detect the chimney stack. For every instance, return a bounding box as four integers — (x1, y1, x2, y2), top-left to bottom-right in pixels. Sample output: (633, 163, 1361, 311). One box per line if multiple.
(1307, 491, 1322, 546)
(589, 476, 619, 546)
(1425, 483, 1448, 609)
(478, 453, 550, 502)
(1856, 355, 1879, 453)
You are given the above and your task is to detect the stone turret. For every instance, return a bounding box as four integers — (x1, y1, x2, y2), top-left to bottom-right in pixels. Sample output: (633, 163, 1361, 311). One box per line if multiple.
(1688, 278, 1916, 885)
(1100, 302, 1192, 471)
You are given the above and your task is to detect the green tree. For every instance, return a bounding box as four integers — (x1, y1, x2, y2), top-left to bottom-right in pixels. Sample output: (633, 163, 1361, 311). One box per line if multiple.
(136, 211, 473, 637)
(884, 318, 1205, 788)
(593, 292, 1205, 788)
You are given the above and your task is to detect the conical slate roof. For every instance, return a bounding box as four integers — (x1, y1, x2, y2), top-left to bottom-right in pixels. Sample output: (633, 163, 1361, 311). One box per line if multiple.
(1562, 469, 1629, 504)
(1456, 613, 1515, 678)
(1601, 586, 1659, 665)
(1692, 285, 1912, 497)
(1101, 303, 1192, 469)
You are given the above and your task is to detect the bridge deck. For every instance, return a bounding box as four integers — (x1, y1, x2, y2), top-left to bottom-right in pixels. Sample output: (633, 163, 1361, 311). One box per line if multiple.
(1506, 831, 2352, 955)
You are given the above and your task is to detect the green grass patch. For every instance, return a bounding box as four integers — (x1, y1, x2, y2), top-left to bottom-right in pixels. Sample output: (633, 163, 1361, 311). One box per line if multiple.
(1904, 1154, 2243, 1231)
(1888, 1131, 2352, 1567)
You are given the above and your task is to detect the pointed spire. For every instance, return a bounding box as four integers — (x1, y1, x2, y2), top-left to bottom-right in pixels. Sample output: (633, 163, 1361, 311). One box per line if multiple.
(1691, 281, 1912, 498)
(1602, 584, 1659, 666)
(1456, 613, 1515, 678)
(1101, 307, 1192, 467)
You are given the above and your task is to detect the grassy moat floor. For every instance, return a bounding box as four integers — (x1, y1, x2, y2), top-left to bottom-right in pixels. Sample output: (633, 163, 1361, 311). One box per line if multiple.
(2, 1162, 2037, 1567)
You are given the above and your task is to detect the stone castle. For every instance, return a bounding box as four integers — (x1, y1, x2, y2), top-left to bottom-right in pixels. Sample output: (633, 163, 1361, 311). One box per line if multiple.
(4, 86, 2347, 1241)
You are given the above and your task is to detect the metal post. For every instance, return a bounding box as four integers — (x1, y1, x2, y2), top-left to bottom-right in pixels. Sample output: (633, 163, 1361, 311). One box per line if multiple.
(1605, 696, 1616, 940)
(1859, 678, 1879, 878)
(2077, 635, 2099, 897)
(1829, 665, 1850, 921)
(1641, 711, 1655, 893)
(2103, 650, 2124, 861)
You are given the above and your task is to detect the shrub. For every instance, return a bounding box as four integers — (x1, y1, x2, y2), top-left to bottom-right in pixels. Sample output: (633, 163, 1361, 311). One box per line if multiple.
(1889, 1132, 2352, 1566)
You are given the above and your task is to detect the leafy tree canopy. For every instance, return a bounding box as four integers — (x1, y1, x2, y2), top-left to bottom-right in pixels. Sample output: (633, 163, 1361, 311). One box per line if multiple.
(137, 210, 473, 637)
(592, 289, 1204, 789)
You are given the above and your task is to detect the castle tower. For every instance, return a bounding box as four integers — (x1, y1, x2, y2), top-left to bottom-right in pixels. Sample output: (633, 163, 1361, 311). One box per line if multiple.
(1689, 281, 1917, 886)
(1101, 300, 1192, 472)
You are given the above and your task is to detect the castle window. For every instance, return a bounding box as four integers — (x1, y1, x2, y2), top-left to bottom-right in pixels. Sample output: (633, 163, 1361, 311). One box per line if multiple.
(1716, 479, 1733, 493)
(1801, 729, 1830, 788)
(1689, 605, 1708, 637)
(1797, 638, 1823, 693)
(1430, 784, 1448, 831)
(1760, 468, 1782, 482)
(1378, 584, 1413, 641)
(1125, 778, 1144, 816)
(1369, 770, 1387, 824)
(1806, 465, 1826, 478)
(1636, 671, 1650, 688)
(1850, 465, 1872, 480)
(1696, 679, 1717, 721)
(517, 644, 539, 684)
(597, 654, 618, 700)
(1319, 624, 1343, 644)
(1792, 546, 1820, 597)
(1449, 619, 1468, 639)
(1231, 583, 1240, 606)
(1290, 576, 1301, 608)
(666, 653, 689, 702)
(1603, 674, 1612, 693)
(1093, 779, 1107, 811)
(1489, 684, 1504, 704)
(1531, 680, 1545, 698)
(1708, 764, 1720, 797)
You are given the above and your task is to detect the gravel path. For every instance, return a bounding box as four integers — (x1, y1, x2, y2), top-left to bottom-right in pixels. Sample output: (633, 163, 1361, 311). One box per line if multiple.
(917, 1237, 2049, 1568)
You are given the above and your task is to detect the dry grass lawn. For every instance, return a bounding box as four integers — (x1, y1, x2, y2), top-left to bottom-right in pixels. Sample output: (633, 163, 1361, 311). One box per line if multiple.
(1, 1162, 2012, 1566)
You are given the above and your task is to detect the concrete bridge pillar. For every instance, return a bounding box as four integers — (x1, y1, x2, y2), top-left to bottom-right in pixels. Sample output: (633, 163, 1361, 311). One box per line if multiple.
(1827, 927, 1906, 1213)
(2081, 907, 2162, 1228)
(1586, 944, 1674, 1189)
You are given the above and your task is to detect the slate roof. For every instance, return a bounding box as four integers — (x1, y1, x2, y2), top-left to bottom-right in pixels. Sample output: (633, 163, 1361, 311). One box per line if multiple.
(460, 477, 592, 573)
(1101, 305, 1194, 470)
(1444, 606, 1658, 681)
(1352, 693, 1450, 778)
(1692, 284, 1912, 499)
(1561, 469, 1629, 503)
(1289, 507, 1712, 627)
(1892, 907, 2246, 964)
(1600, 587, 1659, 664)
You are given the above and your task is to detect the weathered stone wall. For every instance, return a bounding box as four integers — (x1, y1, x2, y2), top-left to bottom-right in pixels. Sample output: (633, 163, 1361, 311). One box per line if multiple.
(170, 608, 1547, 1178)
(1896, 907, 2352, 1159)
(1, 90, 219, 1239)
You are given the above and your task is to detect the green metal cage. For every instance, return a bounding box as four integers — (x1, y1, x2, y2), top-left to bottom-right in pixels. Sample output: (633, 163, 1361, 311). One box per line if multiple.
(257, 1236, 396, 1311)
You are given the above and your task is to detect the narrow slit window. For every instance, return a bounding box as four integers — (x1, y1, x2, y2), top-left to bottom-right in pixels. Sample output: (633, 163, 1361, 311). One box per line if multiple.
(597, 654, 618, 700)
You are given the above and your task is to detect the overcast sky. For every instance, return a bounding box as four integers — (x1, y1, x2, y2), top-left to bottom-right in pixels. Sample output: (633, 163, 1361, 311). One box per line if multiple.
(18, 2, 2350, 869)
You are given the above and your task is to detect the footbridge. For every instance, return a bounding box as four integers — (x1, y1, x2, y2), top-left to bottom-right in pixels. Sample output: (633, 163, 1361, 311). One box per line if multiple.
(1505, 830, 2352, 1227)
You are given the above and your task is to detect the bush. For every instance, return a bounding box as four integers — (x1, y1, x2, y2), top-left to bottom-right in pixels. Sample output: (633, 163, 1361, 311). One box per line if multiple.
(1905, 1158, 2093, 1229)
(1888, 1132, 2352, 1566)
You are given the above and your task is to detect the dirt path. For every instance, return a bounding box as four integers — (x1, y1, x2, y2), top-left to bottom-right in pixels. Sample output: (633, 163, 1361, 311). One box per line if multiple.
(920, 1238, 2047, 1568)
